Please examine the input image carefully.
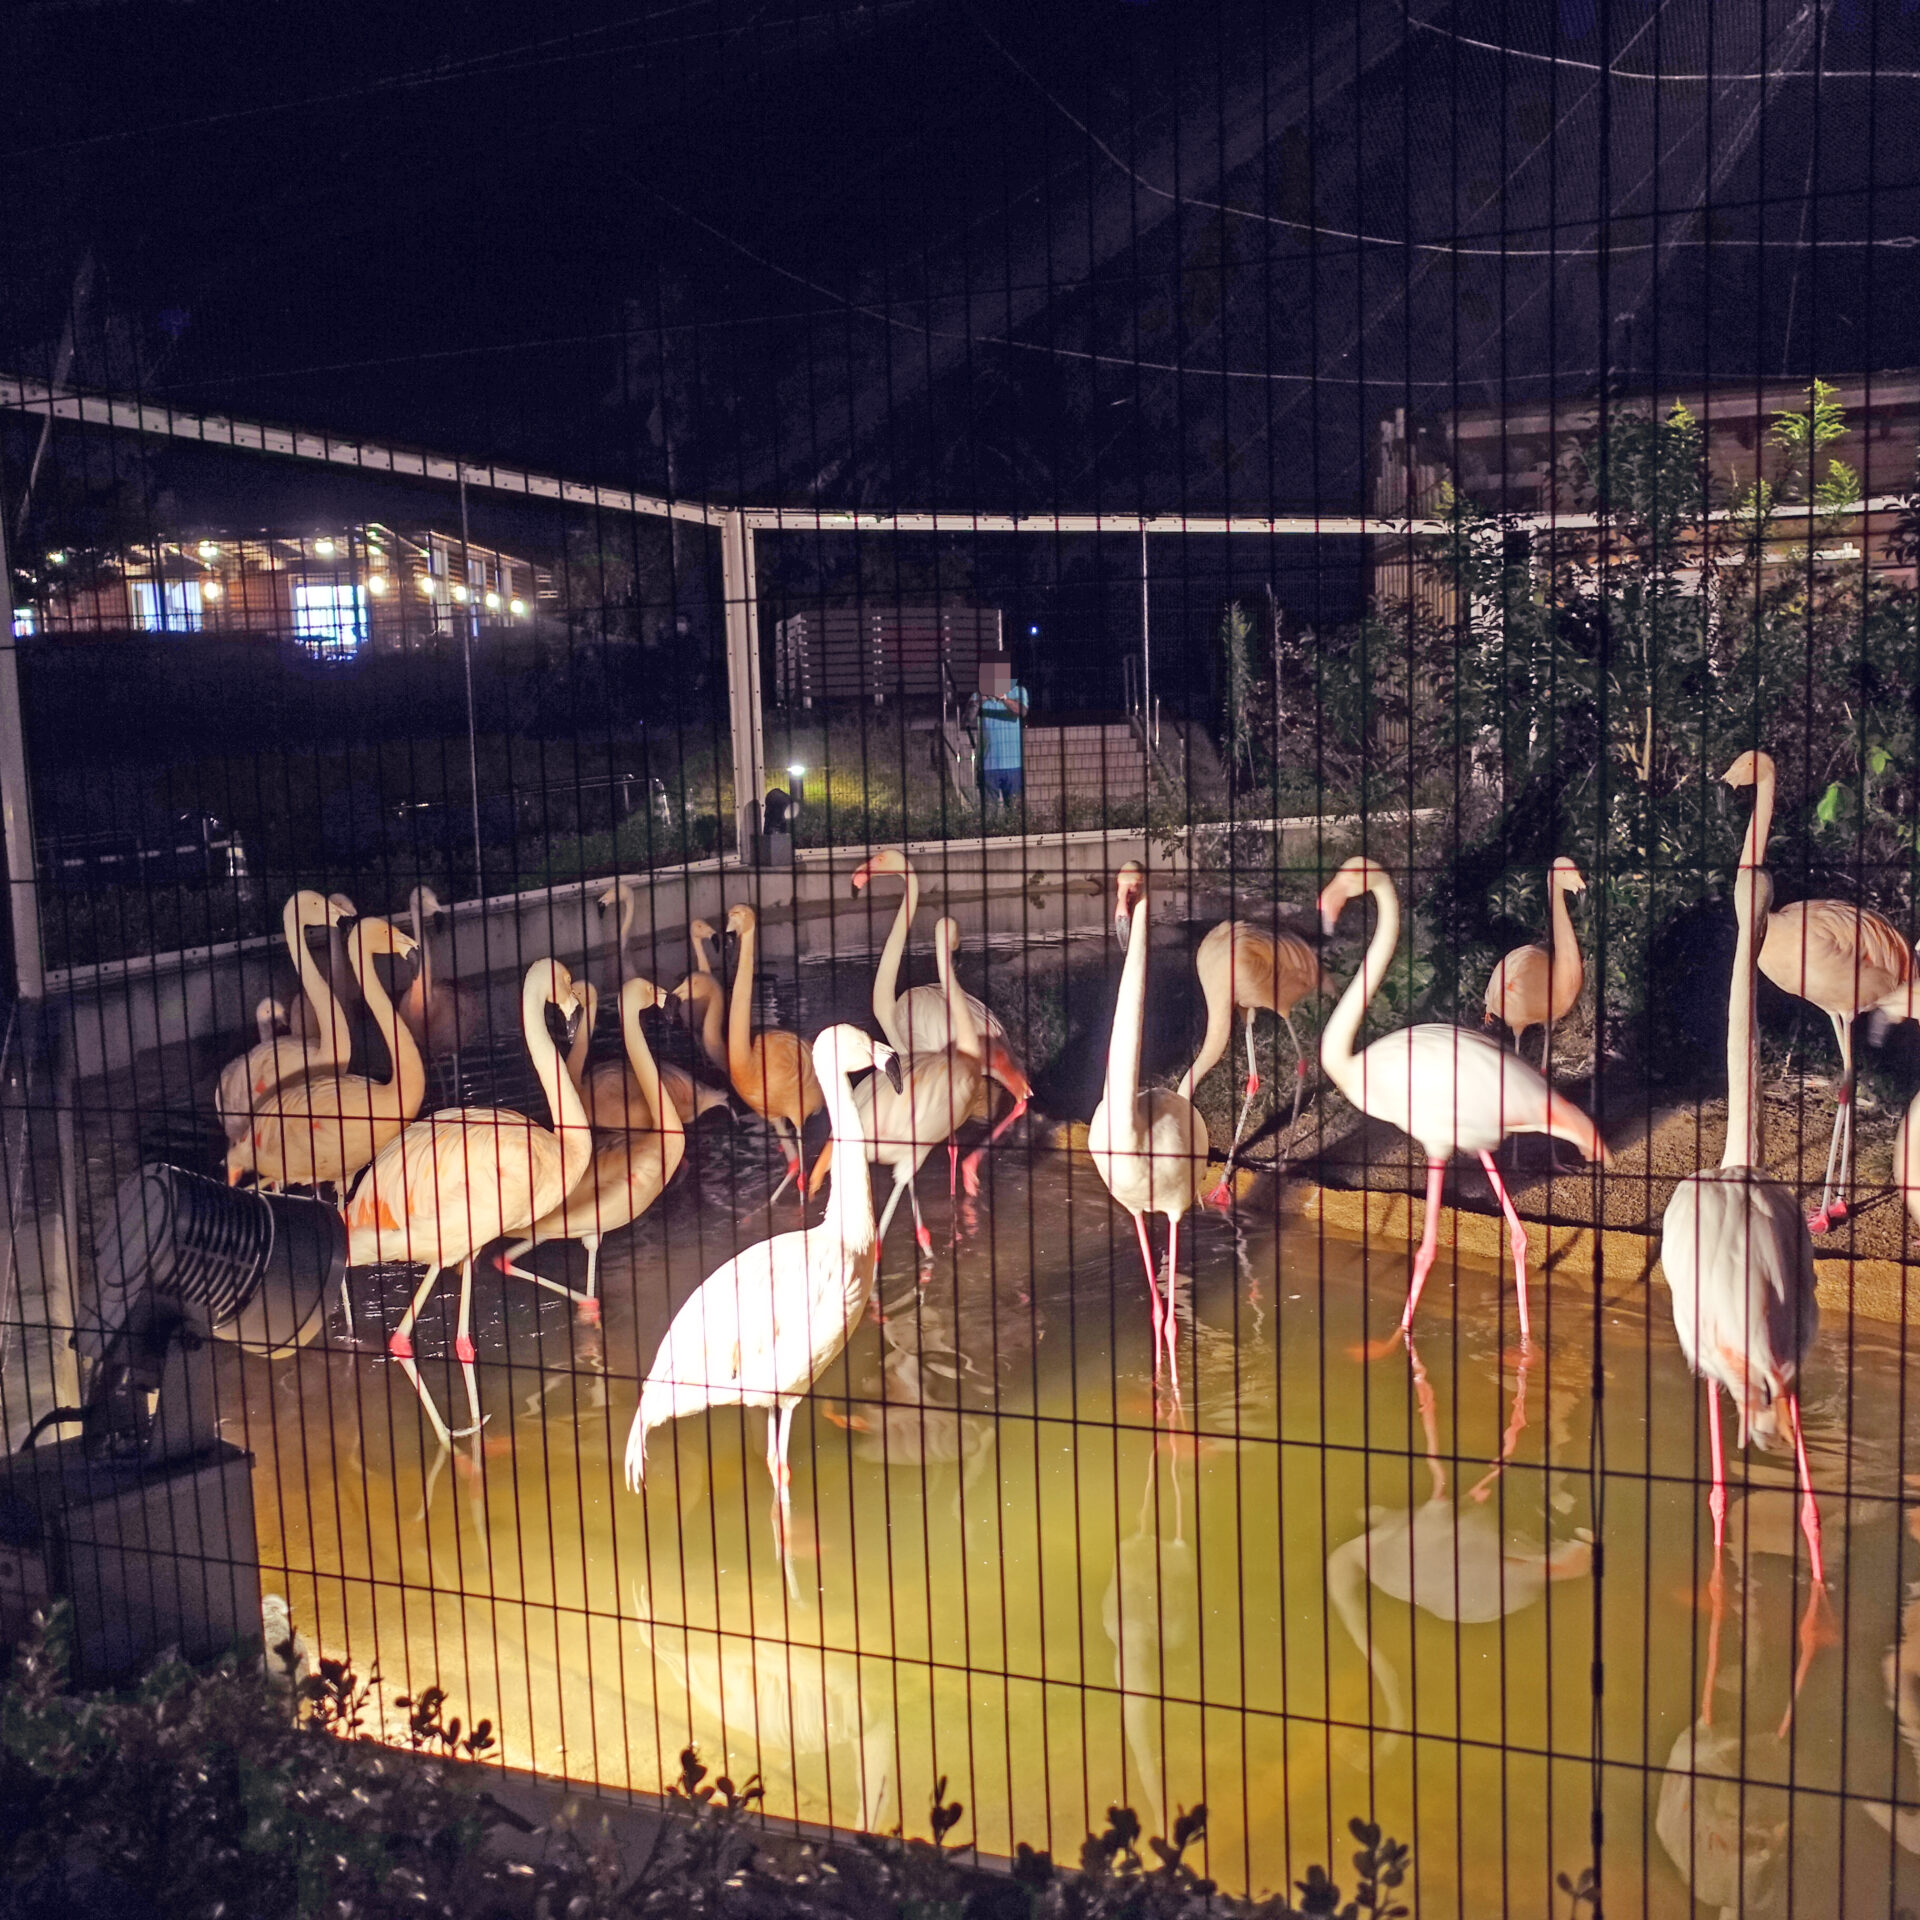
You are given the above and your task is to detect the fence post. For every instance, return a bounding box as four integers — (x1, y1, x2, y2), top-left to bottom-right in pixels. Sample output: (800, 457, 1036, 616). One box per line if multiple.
(719, 510, 766, 863)
(0, 510, 44, 1005)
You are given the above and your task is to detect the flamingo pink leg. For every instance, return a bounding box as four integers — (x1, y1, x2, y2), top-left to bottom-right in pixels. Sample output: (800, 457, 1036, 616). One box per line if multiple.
(1786, 1392, 1825, 1586)
(1134, 1212, 1164, 1365)
(450, 1258, 484, 1437)
(960, 1095, 1030, 1193)
(948, 1138, 959, 1196)
(1701, 1555, 1726, 1728)
(1810, 1014, 1854, 1232)
(1164, 1216, 1183, 1390)
(1477, 1151, 1533, 1347)
(1397, 1160, 1450, 1339)
(1705, 1381, 1727, 1556)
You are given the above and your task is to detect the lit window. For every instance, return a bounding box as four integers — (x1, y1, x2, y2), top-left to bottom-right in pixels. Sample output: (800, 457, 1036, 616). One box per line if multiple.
(11, 608, 34, 638)
(131, 579, 205, 631)
(292, 579, 366, 660)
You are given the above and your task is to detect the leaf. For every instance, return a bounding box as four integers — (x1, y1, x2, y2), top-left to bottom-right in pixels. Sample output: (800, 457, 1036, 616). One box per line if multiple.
(1815, 781, 1847, 827)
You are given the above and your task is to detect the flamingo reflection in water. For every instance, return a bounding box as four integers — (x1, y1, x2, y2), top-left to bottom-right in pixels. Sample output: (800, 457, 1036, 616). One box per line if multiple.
(1325, 1341, 1592, 1759)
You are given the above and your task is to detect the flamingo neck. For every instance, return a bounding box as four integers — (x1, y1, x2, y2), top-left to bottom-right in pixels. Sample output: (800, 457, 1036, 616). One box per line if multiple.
(351, 927, 424, 1109)
(686, 973, 726, 1065)
(289, 896, 350, 1062)
(1179, 927, 1234, 1100)
(936, 931, 980, 1058)
(622, 987, 684, 1149)
(870, 866, 918, 1054)
(526, 972, 591, 1184)
(689, 922, 713, 975)
(819, 1056, 877, 1256)
(1105, 895, 1150, 1124)
(728, 916, 757, 1070)
(1738, 761, 1776, 871)
(1321, 871, 1400, 1103)
(1723, 866, 1764, 1170)
(567, 984, 599, 1085)
(1548, 878, 1581, 1003)
(617, 888, 637, 972)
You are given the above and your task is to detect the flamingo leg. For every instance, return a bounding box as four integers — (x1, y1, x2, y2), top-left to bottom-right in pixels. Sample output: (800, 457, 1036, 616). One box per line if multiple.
(948, 1137, 959, 1196)
(1244, 1013, 1261, 1101)
(1392, 1160, 1450, 1346)
(1164, 1216, 1183, 1391)
(579, 1237, 603, 1323)
(1786, 1391, 1825, 1586)
(497, 1235, 598, 1311)
(876, 1168, 911, 1245)
(1810, 1013, 1853, 1231)
(1468, 1344, 1533, 1501)
(764, 1125, 802, 1209)
(449, 1258, 484, 1437)
(1208, 1020, 1263, 1209)
(1133, 1212, 1164, 1364)
(1701, 1554, 1726, 1729)
(908, 1178, 933, 1265)
(1477, 1150, 1533, 1348)
(1282, 1010, 1308, 1133)
(1706, 1381, 1727, 1558)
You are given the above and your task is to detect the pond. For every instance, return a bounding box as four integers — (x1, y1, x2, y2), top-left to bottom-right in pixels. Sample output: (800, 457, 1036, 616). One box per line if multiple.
(72, 943, 1920, 1916)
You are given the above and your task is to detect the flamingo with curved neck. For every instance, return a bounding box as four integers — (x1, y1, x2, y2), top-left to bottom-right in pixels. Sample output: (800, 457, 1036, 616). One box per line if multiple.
(1483, 858, 1588, 1069)
(627, 1024, 900, 1575)
(397, 884, 480, 1057)
(1318, 856, 1609, 1351)
(228, 916, 424, 1190)
(498, 976, 688, 1317)
(216, 891, 355, 1143)
(346, 958, 593, 1445)
(1089, 862, 1210, 1380)
(724, 902, 825, 1204)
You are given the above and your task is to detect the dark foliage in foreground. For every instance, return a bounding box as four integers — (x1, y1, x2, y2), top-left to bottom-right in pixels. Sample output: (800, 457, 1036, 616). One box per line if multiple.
(0, 1607, 1410, 1920)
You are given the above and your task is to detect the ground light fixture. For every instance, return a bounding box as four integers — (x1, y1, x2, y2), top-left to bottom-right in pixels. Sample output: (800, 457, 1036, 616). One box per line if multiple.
(788, 763, 807, 805)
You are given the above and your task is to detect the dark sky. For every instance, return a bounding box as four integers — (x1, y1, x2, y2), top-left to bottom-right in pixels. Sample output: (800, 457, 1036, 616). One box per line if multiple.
(5, 0, 1920, 524)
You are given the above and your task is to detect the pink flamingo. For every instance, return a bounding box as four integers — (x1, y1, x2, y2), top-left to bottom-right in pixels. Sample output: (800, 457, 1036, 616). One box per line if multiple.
(1318, 856, 1610, 1350)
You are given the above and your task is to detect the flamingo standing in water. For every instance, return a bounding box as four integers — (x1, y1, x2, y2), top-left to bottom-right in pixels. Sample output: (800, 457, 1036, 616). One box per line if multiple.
(1662, 757, 1824, 1597)
(853, 848, 1030, 1172)
(1726, 749, 1920, 1231)
(722, 902, 825, 1205)
(345, 958, 592, 1445)
(497, 976, 687, 1317)
(810, 917, 1032, 1258)
(1178, 916, 1324, 1202)
(397, 885, 482, 1057)
(228, 916, 424, 1191)
(1483, 857, 1587, 1070)
(625, 1024, 900, 1567)
(215, 892, 356, 1145)
(1318, 856, 1610, 1350)
(1090, 863, 1210, 1378)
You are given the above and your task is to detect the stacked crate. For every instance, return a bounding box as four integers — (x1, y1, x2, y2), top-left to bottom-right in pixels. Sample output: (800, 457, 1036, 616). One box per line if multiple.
(1022, 723, 1149, 813)
(773, 604, 1004, 708)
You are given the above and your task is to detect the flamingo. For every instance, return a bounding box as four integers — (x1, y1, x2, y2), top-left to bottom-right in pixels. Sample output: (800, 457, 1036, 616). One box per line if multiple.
(1726, 749, 1919, 1231)
(285, 892, 364, 1042)
(497, 976, 687, 1319)
(809, 917, 1032, 1257)
(1178, 916, 1325, 1203)
(1483, 857, 1587, 1070)
(227, 916, 425, 1191)
(345, 958, 593, 1445)
(672, 971, 731, 1081)
(722, 902, 825, 1205)
(624, 1024, 900, 1566)
(1661, 759, 1824, 1601)
(1318, 855, 1609, 1351)
(397, 885, 482, 1057)
(851, 846, 1031, 1175)
(1090, 862, 1210, 1378)
(215, 892, 355, 1144)
(600, 881, 720, 1049)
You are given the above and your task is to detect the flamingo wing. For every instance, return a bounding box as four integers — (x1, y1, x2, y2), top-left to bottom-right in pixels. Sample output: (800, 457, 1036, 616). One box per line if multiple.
(1762, 899, 1913, 1012)
(1660, 1168, 1817, 1444)
(1484, 945, 1550, 1034)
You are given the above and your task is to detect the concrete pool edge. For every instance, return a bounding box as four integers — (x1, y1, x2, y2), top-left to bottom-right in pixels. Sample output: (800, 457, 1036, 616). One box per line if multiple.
(1300, 1184, 1920, 1326)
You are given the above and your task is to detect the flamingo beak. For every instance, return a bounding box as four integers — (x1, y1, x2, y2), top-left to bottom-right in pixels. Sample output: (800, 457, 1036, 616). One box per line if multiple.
(1113, 904, 1131, 949)
(851, 860, 873, 892)
(880, 1047, 904, 1093)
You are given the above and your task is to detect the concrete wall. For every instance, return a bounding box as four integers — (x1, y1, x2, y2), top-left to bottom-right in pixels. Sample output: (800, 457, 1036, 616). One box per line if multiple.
(1022, 723, 1148, 810)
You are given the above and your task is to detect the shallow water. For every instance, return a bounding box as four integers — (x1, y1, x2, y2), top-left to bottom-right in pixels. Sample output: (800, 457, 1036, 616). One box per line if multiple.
(74, 940, 1920, 1916)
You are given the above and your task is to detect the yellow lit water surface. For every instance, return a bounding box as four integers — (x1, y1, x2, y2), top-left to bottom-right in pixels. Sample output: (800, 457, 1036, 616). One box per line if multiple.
(207, 1115, 1920, 1919)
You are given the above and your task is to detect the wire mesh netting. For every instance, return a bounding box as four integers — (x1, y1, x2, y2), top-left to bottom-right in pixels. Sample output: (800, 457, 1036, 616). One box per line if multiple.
(8, 0, 1920, 1912)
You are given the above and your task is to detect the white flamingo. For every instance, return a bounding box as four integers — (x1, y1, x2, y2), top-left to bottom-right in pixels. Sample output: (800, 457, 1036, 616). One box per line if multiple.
(1089, 862, 1210, 1378)
(496, 976, 688, 1317)
(625, 1025, 899, 1564)
(215, 891, 355, 1144)
(344, 958, 593, 1445)
(1318, 855, 1610, 1350)
(1661, 760, 1824, 1601)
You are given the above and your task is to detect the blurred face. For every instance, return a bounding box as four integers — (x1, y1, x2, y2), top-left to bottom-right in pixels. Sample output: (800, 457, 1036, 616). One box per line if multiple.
(980, 661, 1011, 697)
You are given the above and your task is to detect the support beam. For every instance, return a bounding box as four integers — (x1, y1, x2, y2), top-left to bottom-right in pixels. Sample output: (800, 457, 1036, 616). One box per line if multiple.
(0, 510, 44, 1003)
(718, 511, 766, 864)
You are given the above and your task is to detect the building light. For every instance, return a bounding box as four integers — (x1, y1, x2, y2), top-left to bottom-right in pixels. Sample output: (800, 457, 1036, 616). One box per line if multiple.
(315, 538, 335, 558)
(367, 573, 388, 595)
(198, 541, 219, 560)
(46, 551, 66, 567)
(418, 576, 436, 597)
(451, 585, 469, 603)
(202, 578, 223, 600)
(484, 590, 501, 611)
(509, 597, 527, 617)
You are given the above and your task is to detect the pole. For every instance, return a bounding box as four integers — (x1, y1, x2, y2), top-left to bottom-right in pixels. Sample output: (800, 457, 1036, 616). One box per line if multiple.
(456, 480, 485, 895)
(0, 507, 45, 1003)
(719, 510, 766, 863)
(1139, 528, 1153, 748)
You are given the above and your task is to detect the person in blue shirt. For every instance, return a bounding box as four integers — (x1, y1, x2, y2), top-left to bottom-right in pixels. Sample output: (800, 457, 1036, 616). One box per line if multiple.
(975, 660, 1028, 811)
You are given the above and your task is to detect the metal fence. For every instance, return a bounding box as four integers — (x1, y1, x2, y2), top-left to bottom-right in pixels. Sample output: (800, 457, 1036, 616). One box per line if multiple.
(7, 2, 1920, 1913)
